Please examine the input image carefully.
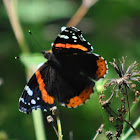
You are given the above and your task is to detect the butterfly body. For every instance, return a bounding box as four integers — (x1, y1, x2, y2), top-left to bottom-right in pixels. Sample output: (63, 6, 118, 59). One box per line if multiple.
(19, 27, 108, 114)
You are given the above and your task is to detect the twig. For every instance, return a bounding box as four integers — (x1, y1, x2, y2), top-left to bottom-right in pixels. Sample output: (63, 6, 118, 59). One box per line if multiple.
(3, 1, 47, 140)
(66, 0, 99, 27)
(51, 107, 63, 140)
(32, 110, 47, 140)
(3, 0, 29, 53)
(109, 107, 140, 137)
(93, 124, 104, 140)
(121, 117, 140, 140)
(106, 84, 117, 103)
(47, 115, 59, 138)
(123, 95, 140, 133)
(125, 85, 131, 123)
(52, 124, 59, 138)
(66, 4, 88, 27)
(123, 119, 140, 137)
(56, 115, 63, 140)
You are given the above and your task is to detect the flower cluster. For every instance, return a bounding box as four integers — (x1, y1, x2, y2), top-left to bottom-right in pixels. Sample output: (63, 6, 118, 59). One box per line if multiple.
(99, 57, 140, 140)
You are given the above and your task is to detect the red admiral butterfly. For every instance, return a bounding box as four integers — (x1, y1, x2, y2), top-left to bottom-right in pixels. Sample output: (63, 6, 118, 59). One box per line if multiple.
(19, 27, 108, 114)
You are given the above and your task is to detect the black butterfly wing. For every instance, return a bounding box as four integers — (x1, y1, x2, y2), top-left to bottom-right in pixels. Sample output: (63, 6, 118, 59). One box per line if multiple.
(52, 27, 93, 54)
(76, 52, 108, 80)
(43, 53, 95, 108)
(19, 62, 56, 114)
(54, 52, 108, 81)
(42, 51, 107, 108)
(47, 64, 95, 108)
(19, 52, 107, 113)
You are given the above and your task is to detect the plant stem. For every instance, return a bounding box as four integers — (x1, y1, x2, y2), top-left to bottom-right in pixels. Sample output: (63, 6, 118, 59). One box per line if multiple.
(121, 117, 140, 140)
(123, 93, 140, 133)
(3, 0, 29, 53)
(109, 107, 140, 137)
(105, 84, 117, 103)
(26, 67, 47, 140)
(3, 1, 47, 140)
(56, 115, 63, 140)
(93, 124, 104, 140)
(66, 4, 89, 27)
(52, 124, 59, 138)
(125, 86, 131, 122)
(32, 110, 47, 140)
(66, 0, 99, 27)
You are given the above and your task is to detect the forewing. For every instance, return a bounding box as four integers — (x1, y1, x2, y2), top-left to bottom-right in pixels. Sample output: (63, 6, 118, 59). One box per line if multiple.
(19, 62, 56, 114)
(52, 27, 93, 54)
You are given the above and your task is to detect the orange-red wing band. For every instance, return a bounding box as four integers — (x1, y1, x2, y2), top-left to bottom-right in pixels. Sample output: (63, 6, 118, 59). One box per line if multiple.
(96, 57, 107, 80)
(54, 43, 88, 51)
(66, 84, 94, 108)
(35, 70, 55, 104)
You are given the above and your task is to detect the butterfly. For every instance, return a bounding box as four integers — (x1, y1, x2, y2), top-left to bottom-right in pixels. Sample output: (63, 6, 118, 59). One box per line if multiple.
(19, 26, 108, 114)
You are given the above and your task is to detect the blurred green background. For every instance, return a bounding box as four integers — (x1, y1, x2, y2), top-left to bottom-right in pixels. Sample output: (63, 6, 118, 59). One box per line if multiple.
(0, 0, 140, 140)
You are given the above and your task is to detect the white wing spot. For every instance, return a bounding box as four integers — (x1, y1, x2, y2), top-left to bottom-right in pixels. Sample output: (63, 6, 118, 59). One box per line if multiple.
(87, 42, 91, 45)
(80, 35, 86, 41)
(80, 34, 83, 38)
(31, 99, 36, 104)
(61, 26, 66, 32)
(25, 86, 33, 96)
(72, 36, 78, 39)
(101, 56, 104, 60)
(82, 37, 86, 41)
(37, 97, 40, 100)
(44, 109, 47, 112)
(60, 35, 69, 39)
(19, 97, 24, 103)
(72, 27, 80, 31)
(64, 30, 69, 32)
(94, 53, 100, 57)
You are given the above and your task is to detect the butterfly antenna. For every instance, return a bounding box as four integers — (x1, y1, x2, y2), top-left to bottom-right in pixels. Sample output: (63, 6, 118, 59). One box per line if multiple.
(15, 30, 44, 60)
(29, 30, 44, 50)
